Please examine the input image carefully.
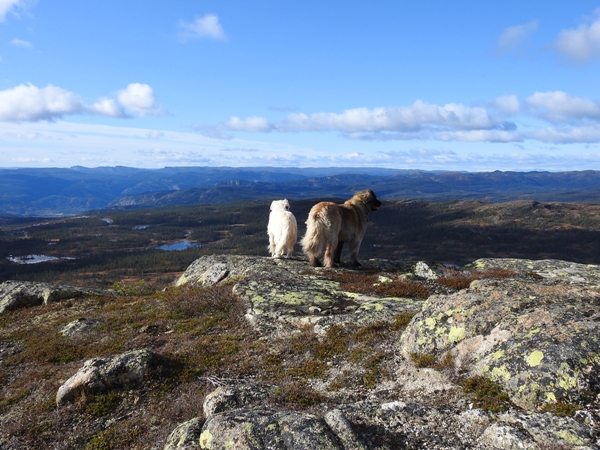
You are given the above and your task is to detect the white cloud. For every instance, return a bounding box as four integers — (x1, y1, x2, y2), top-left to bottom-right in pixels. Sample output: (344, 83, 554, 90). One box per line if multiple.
(555, 8, 600, 61)
(146, 130, 164, 139)
(88, 98, 126, 118)
(497, 20, 538, 52)
(215, 101, 502, 142)
(116, 83, 164, 117)
(12, 156, 51, 163)
(10, 38, 32, 48)
(277, 101, 497, 133)
(204, 91, 600, 145)
(526, 91, 600, 123)
(16, 131, 41, 139)
(0, 84, 82, 121)
(529, 125, 600, 143)
(492, 95, 521, 115)
(225, 116, 273, 132)
(436, 129, 523, 143)
(178, 14, 226, 41)
(0, 0, 29, 22)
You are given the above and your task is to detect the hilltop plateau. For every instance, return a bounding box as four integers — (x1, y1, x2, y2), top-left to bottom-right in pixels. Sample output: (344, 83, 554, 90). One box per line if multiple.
(1, 255, 599, 449)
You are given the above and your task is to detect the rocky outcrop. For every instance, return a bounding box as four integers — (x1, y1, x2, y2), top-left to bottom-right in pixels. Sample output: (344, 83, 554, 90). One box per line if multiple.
(56, 349, 161, 405)
(176, 255, 423, 334)
(399, 275, 600, 409)
(0, 280, 112, 314)
(166, 384, 598, 449)
(167, 255, 600, 448)
(8, 254, 598, 447)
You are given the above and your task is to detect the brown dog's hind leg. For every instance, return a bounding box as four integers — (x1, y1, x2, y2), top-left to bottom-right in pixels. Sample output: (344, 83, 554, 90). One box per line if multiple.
(309, 256, 322, 267)
(333, 241, 344, 264)
(347, 241, 362, 267)
(324, 241, 338, 268)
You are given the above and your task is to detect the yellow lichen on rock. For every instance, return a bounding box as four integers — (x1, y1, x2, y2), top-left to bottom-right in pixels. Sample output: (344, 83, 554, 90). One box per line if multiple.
(526, 350, 544, 367)
(199, 429, 213, 449)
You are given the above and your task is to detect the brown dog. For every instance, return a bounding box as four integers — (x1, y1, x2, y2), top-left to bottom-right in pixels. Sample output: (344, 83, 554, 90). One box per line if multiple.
(301, 189, 381, 268)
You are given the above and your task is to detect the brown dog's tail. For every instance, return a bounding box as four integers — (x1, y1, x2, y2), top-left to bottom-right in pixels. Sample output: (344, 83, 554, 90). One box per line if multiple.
(300, 212, 324, 259)
(301, 203, 337, 264)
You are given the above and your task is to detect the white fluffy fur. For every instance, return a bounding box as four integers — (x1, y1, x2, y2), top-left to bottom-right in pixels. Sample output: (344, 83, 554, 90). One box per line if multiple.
(267, 199, 297, 258)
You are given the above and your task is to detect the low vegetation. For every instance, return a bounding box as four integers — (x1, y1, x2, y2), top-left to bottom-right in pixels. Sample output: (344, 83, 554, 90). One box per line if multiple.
(0, 278, 424, 448)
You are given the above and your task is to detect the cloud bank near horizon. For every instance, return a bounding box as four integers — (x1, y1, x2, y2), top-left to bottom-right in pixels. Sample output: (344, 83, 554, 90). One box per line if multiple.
(196, 90, 600, 145)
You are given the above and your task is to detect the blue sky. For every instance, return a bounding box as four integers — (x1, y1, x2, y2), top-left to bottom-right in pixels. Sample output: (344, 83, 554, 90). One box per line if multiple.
(1, 1, 600, 171)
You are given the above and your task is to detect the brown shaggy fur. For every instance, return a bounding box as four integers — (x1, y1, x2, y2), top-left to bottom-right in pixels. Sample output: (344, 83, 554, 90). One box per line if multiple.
(301, 189, 382, 267)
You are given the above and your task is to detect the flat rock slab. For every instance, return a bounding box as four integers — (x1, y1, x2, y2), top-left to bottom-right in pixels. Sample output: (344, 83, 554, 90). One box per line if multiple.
(470, 258, 600, 287)
(0, 280, 112, 314)
(339, 401, 596, 449)
(176, 255, 422, 321)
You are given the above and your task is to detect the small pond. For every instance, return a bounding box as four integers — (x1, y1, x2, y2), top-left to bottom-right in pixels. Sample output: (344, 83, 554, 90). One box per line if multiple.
(7, 254, 77, 264)
(156, 241, 200, 251)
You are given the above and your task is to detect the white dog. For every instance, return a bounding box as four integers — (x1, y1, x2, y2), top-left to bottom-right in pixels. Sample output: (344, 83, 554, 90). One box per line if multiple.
(267, 199, 297, 258)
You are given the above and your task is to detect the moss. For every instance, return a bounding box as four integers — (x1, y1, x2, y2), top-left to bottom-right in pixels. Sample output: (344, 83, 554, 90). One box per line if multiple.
(314, 325, 351, 359)
(0, 387, 31, 412)
(85, 432, 111, 450)
(410, 352, 436, 368)
(462, 376, 511, 412)
(540, 402, 580, 417)
(274, 382, 326, 407)
(391, 312, 417, 330)
(362, 353, 385, 388)
(85, 391, 122, 417)
(287, 359, 328, 379)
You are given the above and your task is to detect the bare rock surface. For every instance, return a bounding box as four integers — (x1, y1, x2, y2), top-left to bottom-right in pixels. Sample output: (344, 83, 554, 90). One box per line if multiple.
(56, 348, 161, 405)
(167, 386, 598, 449)
(198, 408, 341, 450)
(0, 280, 112, 314)
(176, 255, 423, 334)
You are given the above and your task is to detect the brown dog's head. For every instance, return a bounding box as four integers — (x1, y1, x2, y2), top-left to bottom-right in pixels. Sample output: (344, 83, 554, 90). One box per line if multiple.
(355, 189, 382, 212)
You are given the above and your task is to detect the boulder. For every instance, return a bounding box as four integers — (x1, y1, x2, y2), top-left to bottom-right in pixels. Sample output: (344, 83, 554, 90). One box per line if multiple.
(60, 317, 102, 336)
(56, 349, 161, 405)
(399, 260, 600, 409)
(198, 408, 340, 450)
(163, 417, 204, 450)
(0, 280, 111, 314)
(203, 384, 277, 419)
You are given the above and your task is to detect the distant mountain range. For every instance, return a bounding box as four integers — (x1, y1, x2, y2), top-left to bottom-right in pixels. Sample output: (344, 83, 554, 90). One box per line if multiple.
(1, 166, 599, 217)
